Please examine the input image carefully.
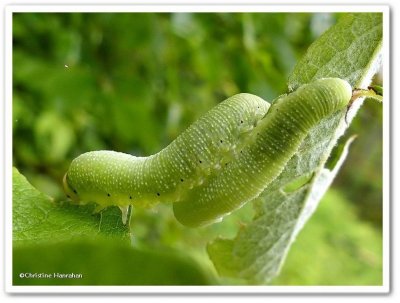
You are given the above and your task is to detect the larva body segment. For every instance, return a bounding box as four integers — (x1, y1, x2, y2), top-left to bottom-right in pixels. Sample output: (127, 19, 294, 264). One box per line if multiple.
(173, 78, 352, 226)
(63, 93, 270, 210)
(63, 78, 352, 228)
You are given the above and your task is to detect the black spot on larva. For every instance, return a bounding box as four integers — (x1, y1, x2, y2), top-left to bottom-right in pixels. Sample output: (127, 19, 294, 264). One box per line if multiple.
(225, 163, 229, 166)
(66, 194, 70, 198)
(240, 120, 243, 124)
(180, 178, 184, 182)
(240, 150, 243, 154)
(157, 193, 160, 196)
(129, 196, 132, 199)
(199, 160, 202, 163)
(107, 193, 110, 197)
(220, 140, 223, 143)
(73, 189, 77, 194)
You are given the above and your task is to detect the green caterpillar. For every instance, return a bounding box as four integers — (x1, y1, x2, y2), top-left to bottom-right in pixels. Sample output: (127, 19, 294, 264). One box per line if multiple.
(63, 78, 352, 227)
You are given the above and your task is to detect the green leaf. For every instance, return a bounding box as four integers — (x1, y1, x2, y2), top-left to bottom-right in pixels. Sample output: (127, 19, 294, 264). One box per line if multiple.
(13, 167, 214, 285)
(288, 13, 383, 90)
(13, 239, 214, 285)
(208, 13, 382, 284)
(369, 84, 383, 96)
(12, 167, 130, 246)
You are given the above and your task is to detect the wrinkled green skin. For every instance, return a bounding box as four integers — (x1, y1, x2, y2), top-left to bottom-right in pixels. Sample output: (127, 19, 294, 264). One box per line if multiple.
(64, 78, 352, 227)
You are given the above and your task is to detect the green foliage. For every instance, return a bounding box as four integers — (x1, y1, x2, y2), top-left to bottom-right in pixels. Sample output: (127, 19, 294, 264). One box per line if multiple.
(13, 239, 214, 286)
(12, 167, 214, 285)
(337, 96, 383, 226)
(12, 12, 383, 286)
(288, 13, 383, 90)
(272, 190, 382, 285)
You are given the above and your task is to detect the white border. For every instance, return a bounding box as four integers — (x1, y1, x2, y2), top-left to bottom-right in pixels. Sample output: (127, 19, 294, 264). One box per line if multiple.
(4, 3, 390, 295)
(5, 4, 391, 13)
(382, 5, 391, 295)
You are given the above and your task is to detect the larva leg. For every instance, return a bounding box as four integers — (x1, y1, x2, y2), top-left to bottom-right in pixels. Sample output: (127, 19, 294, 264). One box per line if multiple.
(119, 205, 130, 225)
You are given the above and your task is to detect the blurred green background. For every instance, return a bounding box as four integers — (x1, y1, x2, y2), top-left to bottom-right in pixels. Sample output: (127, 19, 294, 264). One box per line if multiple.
(12, 12, 383, 285)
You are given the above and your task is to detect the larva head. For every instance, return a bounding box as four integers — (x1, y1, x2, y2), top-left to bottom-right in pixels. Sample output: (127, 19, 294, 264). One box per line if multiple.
(308, 78, 352, 114)
(63, 172, 80, 202)
(318, 77, 352, 107)
(62, 151, 152, 210)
